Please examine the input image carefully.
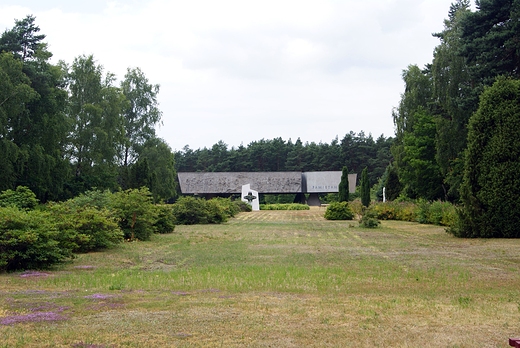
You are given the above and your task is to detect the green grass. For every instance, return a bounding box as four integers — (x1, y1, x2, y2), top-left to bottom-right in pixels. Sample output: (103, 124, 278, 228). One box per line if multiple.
(1, 209, 520, 347)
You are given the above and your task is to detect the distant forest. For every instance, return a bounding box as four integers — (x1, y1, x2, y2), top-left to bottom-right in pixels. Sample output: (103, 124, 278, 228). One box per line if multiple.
(174, 132, 393, 187)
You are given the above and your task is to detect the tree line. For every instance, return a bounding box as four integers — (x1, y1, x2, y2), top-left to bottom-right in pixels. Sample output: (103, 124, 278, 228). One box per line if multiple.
(174, 132, 394, 188)
(390, 0, 520, 237)
(391, 0, 519, 201)
(0, 15, 176, 203)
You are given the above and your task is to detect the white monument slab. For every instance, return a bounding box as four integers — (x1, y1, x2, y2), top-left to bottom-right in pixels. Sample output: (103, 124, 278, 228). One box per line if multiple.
(241, 184, 260, 211)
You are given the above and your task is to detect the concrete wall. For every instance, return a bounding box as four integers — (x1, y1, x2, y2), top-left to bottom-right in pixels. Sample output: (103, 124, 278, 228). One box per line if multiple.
(178, 172, 302, 194)
(303, 172, 357, 193)
(178, 171, 357, 194)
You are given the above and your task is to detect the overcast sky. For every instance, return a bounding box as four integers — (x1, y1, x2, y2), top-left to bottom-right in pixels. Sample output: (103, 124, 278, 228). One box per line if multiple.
(0, 0, 465, 151)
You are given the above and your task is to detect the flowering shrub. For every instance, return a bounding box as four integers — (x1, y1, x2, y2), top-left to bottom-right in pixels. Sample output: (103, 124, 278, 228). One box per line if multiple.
(0, 311, 66, 325)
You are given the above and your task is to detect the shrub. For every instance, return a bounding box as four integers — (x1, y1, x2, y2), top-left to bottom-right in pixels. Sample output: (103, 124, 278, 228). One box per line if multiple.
(440, 203, 459, 227)
(262, 194, 298, 204)
(0, 186, 39, 210)
(457, 78, 520, 237)
(234, 200, 252, 212)
(110, 188, 157, 240)
(416, 199, 431, 224)
(48, 203, 123, 252)
(416, 200, 459, 226)
(359, 207, 380, 228)
(0, 207, 73, 271)
(371, 200, 458, 227)
(260, 203, 310, 210)
(172, 196, 208, 225)
(371, 201, 417, 222)
(153, 205, 176, 234)
(427, 201, 445, 225)
(349, 200, 364, 216)
(172, 196, 230, 225)
(65, 189, 113, 209)
(212, 197, 241, 218)
(204, 199, 229, 224)
(324, 202, 354, 220)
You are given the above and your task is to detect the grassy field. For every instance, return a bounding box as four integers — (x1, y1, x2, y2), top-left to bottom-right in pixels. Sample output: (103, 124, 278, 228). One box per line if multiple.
(1, 208, 520, 347)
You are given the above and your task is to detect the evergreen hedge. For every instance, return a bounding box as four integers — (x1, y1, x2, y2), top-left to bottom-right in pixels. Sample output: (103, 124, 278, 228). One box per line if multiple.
(452, 78, 520, 238)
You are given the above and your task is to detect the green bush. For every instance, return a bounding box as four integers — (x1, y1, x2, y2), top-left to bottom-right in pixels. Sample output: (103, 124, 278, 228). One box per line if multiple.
(212, 197, 241, 218)
(416, 200, 431, 224)
(172, 196, 208, 225)
(153, 205, 176, 234)
(234, 200, 252, 212)
(349, 200, 364, 216)
(0, 207, 73, 271)
(0, 186, 39, 210)
(359, 207, 381, 228)
(371, 201, 417, 222)
(205, 199, 229, 224)
(456, 78, 520, 238)
(440, 203, 459, 227)
(260, 203, 310, 210)
(48, 203, 123, 252)
(324, 202, 354, 220)
(172, 196, 231, 225)
(371, 200, 458, 227)
(110, 188, 158, 240)
(262, 194, 298, 204)
(65, 189, 113, 209)
(427, 201, 445, 225)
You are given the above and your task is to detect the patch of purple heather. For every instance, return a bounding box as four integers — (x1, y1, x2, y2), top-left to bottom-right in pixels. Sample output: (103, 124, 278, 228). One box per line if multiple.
(33, 305, 68, 313)
(0, 311, 66, 325)
(84, 293, 114, 300)
(19, 271, 50, 278)
(172, 291, 190, 296)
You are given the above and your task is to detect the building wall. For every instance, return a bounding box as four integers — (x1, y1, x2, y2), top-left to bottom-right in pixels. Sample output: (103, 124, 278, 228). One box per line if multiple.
(178, 171, 357, 194)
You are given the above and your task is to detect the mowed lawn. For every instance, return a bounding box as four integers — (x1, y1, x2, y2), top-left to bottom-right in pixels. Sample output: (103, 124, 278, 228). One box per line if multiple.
(1, 208, 520, 347)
